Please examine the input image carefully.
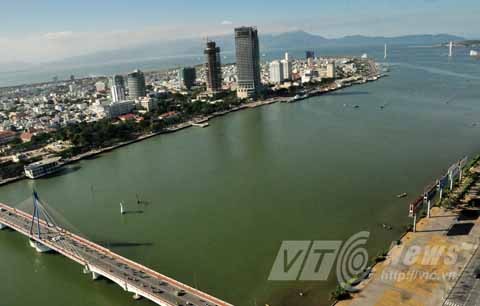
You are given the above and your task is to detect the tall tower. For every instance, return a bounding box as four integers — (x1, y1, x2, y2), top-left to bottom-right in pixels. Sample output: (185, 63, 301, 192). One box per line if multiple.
(204, 41, 222, 93)
(111, 75, 126, 102)
(269, 60, 284, 84)
(235, 27, 261, 99)
(281, 59, 292, 80)
(449, 41, 454, 57)
(384, 44, 388, 59)
(127, 70, 146, 100)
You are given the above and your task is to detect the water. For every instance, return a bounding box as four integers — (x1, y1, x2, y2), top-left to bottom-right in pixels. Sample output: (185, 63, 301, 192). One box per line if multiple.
(1, 45, 480, 306)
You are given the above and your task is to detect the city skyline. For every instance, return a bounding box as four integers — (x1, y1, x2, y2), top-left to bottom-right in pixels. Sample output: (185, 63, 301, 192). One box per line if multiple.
(0, 0, 479, 63)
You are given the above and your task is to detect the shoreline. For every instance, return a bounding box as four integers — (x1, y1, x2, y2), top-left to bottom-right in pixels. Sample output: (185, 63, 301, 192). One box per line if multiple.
(333, 156, 480, 306)
(0, 70, 384, 187)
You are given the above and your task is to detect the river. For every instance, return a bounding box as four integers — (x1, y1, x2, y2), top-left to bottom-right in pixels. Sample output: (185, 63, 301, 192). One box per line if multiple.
(1, 45, 480, 306)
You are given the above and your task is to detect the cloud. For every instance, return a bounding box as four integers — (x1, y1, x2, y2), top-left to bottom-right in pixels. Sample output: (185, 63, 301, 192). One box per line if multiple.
(44, 31, 74, 40)
(221, 20, 233, 25)
(0, 24, 234, 63)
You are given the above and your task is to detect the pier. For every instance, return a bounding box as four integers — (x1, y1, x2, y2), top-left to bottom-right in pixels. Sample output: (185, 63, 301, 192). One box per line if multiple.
(0, 200, 232, 306)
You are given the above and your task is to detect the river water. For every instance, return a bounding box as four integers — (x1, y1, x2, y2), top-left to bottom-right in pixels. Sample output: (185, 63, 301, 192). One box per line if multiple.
(1, 45, 480, 306)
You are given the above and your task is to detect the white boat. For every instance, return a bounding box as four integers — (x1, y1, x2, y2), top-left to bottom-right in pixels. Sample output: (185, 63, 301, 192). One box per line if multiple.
(288, 95, 302, 103)
(288, 94, 309, 103)
(470, 50, 479, 57)
(24, 157, 62, 179)
(29, 239, 53, 253)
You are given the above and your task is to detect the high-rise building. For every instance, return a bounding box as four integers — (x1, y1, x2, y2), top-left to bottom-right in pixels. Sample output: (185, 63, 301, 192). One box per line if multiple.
(179, 67, 196, 90)
(326, 62, 336, 79)
(269, 61, 284, 84)
(306, 50, 315, 60)
(127, 70, 146, 100)
(204, 41, 222, 93)
(111, 75, 126, 102)
(235, 27, 261, 99)
(281, 52, 292, 80)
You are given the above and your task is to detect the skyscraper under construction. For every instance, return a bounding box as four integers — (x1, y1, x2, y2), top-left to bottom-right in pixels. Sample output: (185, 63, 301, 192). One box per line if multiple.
(204, 41, 222, 94)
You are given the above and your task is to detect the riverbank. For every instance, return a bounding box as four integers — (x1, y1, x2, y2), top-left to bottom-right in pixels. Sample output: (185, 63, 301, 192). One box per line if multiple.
(335, 158, 480, 306)
(0, 70, 384, 187)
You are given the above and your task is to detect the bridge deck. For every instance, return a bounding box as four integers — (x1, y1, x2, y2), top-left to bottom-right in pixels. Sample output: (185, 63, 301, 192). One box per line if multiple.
(0, 202, 232, 306)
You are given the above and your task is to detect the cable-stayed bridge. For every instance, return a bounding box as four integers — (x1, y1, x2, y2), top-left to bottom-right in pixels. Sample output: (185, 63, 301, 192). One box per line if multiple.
(0, 192, 232, 306)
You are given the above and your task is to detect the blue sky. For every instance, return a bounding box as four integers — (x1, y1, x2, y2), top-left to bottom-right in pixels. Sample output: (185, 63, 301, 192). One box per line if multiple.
(0, 0, 478, 62)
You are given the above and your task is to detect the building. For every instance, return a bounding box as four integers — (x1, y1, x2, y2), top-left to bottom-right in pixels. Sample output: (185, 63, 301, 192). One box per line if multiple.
(0, 131, 17, 145)
(281, 59, 292, 80)
(326, 62, 336, 79)
(235, 27, 261, 99)
(127, 70, 146, 100)
(306, 50, 315, 60)
(95, 81, 107, 93)
(138, 97, 158, 112)
(179, 67, 196, 90)
(111, 75, 126, 102)
(269, 60, 284, 84)
(92, 100, 135, 119)
(204, 41, 222, 93)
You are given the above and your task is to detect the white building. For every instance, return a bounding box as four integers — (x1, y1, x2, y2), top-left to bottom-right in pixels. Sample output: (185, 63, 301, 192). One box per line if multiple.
(95, 81, 106, 92)
(281, 59, 292, 80)
(326, 62, 336, 79)
(269, 60, 284, 84)
(106, 100, 135, 118)
(138, 97, 158, 112)
(111, 85, 126, 102)
(89, 100, 134, 119)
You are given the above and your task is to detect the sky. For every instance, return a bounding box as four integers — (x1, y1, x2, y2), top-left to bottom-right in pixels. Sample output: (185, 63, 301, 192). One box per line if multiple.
(0, 0, 479, 63)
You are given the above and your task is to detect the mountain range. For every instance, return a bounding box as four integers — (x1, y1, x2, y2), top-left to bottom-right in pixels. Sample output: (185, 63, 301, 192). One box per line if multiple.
(0, 31, 465, 71)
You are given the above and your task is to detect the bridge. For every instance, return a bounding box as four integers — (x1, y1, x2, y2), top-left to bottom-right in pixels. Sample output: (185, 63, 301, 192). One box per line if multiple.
(0, 193, 233, 306)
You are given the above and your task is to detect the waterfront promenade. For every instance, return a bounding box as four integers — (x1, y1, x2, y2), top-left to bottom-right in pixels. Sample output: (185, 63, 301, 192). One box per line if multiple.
(336, 172, 480, 306)
(0, 202, 233, 306)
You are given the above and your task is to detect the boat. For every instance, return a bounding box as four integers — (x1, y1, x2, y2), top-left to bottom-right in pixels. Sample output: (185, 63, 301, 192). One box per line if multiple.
(470, 50, 479, 57)
(397, 193, 408, 198)
(288, 95, 302, 103)
(24, 157, 62, 179)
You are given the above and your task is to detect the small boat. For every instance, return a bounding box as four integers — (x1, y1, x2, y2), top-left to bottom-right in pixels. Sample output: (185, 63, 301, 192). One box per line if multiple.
(397, 193, 407, 198)
(353, 105, 360, 109)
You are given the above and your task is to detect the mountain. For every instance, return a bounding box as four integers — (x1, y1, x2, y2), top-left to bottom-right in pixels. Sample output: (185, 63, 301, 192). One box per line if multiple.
(336, 34, 464, 45)
(48, 31, 465, 68)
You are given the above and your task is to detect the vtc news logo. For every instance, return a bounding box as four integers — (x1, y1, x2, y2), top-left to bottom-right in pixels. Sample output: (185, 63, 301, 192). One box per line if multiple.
(268, 232, 370, 291)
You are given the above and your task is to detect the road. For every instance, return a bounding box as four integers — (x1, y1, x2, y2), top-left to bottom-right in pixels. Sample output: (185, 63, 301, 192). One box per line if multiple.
(0, 202, 232, 306)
